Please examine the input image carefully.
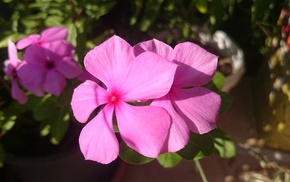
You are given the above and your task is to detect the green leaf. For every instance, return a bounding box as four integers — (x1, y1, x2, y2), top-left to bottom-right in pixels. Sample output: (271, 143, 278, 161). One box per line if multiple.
(209, 128, 236, 158)
(194, 0, 208, 14)
(33, 95, 59, 121)
(182, 26, 190, 38)
(1, 95, 41, 122)
(44, 16, 63, 27)
(139, 0, 164, 31)
(251, 0, 275, 22)
(39, 124, 50, 136)
(218, 91, 233, 115)
(0, 33, 25, 48)
(50, 112, 69, 144)
(178, 132, 214, 160)
(157, 152, 182, 168)
(129, 0, 143, 25)
(209, 0, 224, 29)
(67, 23, 78, 47)
(212, 71, 225, 90)
(119, 142, 154, 164)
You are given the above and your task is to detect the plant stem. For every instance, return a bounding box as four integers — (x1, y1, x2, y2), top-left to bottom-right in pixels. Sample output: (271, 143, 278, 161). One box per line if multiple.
(194, 159, 208, 182)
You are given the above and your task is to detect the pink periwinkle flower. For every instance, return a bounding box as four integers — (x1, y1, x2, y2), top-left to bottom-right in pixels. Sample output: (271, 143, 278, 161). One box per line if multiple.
(16, 26, 68, 50)
(3, 39, 27, 104)
(17, 45, 82, 96)
(71, 35, 178, 164)
(133, 39, 221, 153)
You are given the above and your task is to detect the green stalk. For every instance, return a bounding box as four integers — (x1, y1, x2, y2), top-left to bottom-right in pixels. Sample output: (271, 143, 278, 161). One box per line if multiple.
(194, 159, 208, 182)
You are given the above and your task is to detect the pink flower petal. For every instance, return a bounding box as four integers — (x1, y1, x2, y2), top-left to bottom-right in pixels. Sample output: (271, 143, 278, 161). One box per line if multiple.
(42, 40, 75, 57)
(3, 61, 14, 78)
(40, 27, 68, 43)
(133, 39, 173, 58)
(11, 80, 27, 104)
(84, 35, 133, 91)
(171, 87, 221, 134)
(17, 61, 45, 96)
(151, 95, 189, 153)
(71, 80, 109, 123)
(79, 105, 119, 164)
(16, 34, 40, 49)
(43, 69, 66, 96)
(171, 42, 218, 87)
(7, 39, 20, 67)
(121, 51, 177, 101)
(55, 57, 82, 79)
(23, 46, 47, 65)
(115, 101, 171, 158)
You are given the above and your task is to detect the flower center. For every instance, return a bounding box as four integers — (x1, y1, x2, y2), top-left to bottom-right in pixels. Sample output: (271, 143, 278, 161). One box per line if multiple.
(46, 61, 55, 69)
(108, 93, 119, 105)
(110, 95, 117, 102)
(11, 68, 18, 80)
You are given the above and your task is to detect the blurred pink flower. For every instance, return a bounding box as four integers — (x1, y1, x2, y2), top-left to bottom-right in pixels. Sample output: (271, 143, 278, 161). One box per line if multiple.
(134, 39, 221, 153)
(71, 35, 178, 164)
(18, 45, 82, 96)
(16, 26, 68, 50)
(3, 39, 27, 104)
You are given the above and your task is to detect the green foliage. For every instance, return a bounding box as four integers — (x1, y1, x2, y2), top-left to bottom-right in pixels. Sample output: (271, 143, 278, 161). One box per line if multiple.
(218, 91, 233, 115)
(251, 0, 276, 23)
(212, 71, 225, 90)
(205, 71, 233, 115)
(155, 128, 235, 168)
(157, 152, 182, 168)
(138, 0, 164, 31)
(211, 128, 236, 158)
(178, 132, 215, 160)
(194, 0, 208, 14)
(119, 142, 154, 164)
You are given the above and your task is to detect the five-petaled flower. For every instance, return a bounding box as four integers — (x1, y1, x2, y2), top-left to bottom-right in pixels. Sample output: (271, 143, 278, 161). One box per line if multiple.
(4, 26, 222, 165)
(3, 27, 82, 99)
(17, 45, 82, 96)
(71, 35, 178, 164)
(134, 39, 221, 153)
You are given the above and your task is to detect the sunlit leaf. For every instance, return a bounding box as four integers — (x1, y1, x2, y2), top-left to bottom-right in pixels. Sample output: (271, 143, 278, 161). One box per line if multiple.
(40, 124, 50, 136)
(210, 128, 236, 158)
(45, 16, 63, 26)
(157, 152, 182, 168)
(0, 33, 25, 48)
(194, 0, 208, 14)
(212, 71, 225, 90)
(67, 23, 78, 47)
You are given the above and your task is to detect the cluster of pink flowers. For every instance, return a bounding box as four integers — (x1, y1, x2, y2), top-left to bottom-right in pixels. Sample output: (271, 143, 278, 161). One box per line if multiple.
(3, 27, 82, 103)
(4, 27, 221, 164)
(70, 35, 221, 164)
